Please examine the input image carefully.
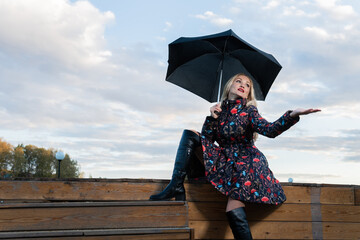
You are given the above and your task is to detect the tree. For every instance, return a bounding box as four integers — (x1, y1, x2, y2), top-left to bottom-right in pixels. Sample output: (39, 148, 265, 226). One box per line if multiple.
(0, 138, 81, 178)
(11, 145, 27, 177)
(55, 153, 80, 178)
(34, 148, 55, 178)
(23, 144, 38, 177)
(0, 138, 13, 171)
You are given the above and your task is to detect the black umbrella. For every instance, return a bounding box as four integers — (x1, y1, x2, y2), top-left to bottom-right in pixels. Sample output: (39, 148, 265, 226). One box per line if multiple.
(165, 29, 282, 102)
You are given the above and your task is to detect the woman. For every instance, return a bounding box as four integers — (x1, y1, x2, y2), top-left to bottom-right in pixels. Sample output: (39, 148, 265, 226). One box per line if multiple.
(150, 73, 320, 239)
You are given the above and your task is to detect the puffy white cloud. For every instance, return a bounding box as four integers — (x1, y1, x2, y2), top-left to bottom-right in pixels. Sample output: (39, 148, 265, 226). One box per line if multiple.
(304, 26, 346, 40)
(283, 6, 319, 17)
(0, 0, 115, 68)
(263, 0, 280, 10)
(315, 0, 356, 19)
(303, 26, 329, 39)
(195, 11, 233, 27)
(163, 21, 172, 32)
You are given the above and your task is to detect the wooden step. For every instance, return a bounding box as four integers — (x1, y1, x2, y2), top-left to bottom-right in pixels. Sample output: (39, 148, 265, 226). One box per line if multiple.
(0, 228, 192, 239)
(0, 179, 359, 205)
(0, 201, 188, 232)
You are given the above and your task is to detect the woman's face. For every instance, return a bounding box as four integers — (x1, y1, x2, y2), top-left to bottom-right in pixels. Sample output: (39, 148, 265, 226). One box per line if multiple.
(228, 75, 251, 100)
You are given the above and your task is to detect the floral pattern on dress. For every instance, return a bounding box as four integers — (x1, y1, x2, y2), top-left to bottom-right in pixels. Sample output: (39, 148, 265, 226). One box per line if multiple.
(201, 98, 299, 205)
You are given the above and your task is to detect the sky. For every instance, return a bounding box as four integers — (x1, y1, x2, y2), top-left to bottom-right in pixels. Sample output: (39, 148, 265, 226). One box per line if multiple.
(0, 0, 359, 185)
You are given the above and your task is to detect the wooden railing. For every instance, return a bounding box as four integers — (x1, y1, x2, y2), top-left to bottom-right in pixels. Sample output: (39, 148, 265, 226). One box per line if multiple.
(0, 178, 359, 239)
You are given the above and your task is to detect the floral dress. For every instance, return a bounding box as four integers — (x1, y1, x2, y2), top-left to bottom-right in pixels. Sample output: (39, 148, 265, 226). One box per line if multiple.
(201, 98, 299, 205)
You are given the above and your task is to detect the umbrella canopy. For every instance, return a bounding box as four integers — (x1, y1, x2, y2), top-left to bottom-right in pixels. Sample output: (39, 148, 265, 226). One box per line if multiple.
(165, 29, 282, 102)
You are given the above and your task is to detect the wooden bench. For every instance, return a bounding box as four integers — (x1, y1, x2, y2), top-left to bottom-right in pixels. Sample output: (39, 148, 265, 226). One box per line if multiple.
(0, 178, 359, 239)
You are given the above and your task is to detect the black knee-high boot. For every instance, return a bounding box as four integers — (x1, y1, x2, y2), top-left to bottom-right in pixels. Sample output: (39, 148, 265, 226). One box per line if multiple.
(149, 130, 200, 201)
(226, 207, 253, 240)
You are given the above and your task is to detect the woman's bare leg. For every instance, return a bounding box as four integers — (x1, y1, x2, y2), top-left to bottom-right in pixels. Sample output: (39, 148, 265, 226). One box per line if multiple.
(226, 198, 245, 212)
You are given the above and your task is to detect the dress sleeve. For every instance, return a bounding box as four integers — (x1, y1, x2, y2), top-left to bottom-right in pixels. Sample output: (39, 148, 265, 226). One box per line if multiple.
(248, 105, 300, 138)
(201, 116, 218, 143)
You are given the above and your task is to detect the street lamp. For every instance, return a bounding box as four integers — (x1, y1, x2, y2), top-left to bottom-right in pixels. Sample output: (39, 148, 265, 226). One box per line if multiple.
(55, 151, 65, 178)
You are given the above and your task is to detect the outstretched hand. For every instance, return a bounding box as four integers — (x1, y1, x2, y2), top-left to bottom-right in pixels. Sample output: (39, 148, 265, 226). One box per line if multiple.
(290, 108, 321, 118)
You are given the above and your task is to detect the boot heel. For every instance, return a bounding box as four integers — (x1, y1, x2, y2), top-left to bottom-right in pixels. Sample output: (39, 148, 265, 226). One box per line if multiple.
(175, 192, 186, 201)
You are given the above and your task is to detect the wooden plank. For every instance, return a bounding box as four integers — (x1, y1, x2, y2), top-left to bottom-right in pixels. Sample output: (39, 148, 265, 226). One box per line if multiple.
(0, 181, 162, 201)
(320, 187, 355, 205)
(246, 203, 312, 222)
(0, 230, 83, 239)
(0, 233, 191, 240)
(188, 202, 312, 222)
(189, 220, 233, 240)
(0, 203, 188, 231)
(322, 222, 360, 239)
(189, 221, 313, 239)
(322, 205, 360, 222)
(188, 201, 227, 221)
(82, 228, 191, 236)
(282, 186, 311, 204)
(355, 188, 360, 206)
(0, 228, 192, 240)
(0, 201, 185, 209)
(1, 180, 358, 204)
(0, 180, 225, 202)
(185, 183, 227, 202)
(71, 233, 190, 240)
(250, 221, 313, 240)
(83, 228, 192, 240)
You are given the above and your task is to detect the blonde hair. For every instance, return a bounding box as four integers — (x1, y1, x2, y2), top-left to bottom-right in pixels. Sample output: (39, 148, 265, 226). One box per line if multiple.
(220, 73, 257, 107)
(220, 73, 258, 140)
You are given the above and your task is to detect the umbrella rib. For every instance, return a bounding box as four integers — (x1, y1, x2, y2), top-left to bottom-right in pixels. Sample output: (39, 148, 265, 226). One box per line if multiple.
(216, 35, 230, 102)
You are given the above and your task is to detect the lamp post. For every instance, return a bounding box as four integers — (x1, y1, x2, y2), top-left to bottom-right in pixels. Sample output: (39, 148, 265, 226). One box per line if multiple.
(55, 151, 65, 178)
